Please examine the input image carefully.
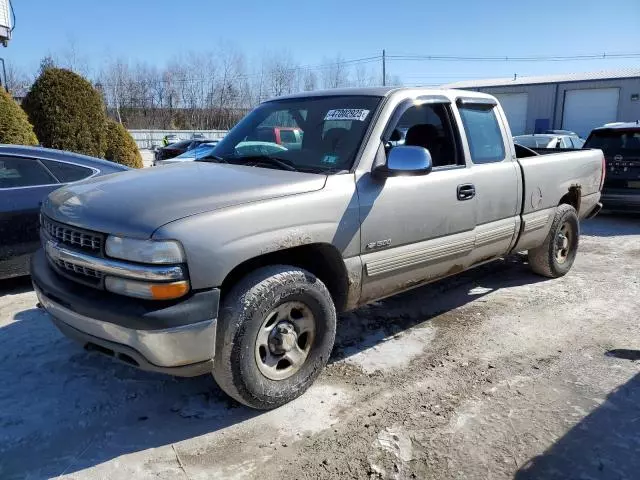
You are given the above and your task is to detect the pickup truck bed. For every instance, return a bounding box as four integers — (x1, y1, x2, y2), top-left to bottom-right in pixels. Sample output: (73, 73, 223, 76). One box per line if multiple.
(514, 148, 603, 251)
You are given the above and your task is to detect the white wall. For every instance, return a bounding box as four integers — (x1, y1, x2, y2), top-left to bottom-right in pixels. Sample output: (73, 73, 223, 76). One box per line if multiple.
(562, 88, 620, 138)
(0, 0, 11, 44)
(493, 93, 528, 135)
(479, 84, 556, 134)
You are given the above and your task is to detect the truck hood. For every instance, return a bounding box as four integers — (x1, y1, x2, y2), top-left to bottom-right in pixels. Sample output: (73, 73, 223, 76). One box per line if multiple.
(43, 162, 327, 238)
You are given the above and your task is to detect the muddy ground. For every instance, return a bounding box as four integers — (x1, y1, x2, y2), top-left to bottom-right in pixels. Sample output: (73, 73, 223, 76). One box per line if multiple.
(1, 214, 639, 480)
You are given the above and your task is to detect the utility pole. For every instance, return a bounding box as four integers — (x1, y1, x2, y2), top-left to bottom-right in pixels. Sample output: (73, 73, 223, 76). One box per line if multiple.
(0, 58, 6, 92)
(382, 49, 386, 86)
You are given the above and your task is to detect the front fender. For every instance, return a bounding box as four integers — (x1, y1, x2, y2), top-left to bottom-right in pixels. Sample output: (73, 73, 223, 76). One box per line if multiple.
(152, 175, 360, 290)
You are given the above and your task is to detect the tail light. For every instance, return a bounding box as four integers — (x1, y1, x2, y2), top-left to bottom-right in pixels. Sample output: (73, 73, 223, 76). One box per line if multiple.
(599, 154, 606, 190)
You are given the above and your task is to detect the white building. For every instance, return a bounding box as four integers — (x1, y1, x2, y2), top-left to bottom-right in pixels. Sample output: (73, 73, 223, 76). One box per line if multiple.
(0, 0, 11, 47)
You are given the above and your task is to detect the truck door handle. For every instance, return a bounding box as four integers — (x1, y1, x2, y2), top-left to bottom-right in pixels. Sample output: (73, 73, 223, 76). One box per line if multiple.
(457, 184, 475, 201)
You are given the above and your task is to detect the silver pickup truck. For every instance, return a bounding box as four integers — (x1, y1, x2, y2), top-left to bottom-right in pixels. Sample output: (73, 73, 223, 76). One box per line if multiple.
(32, 87, 605, 409)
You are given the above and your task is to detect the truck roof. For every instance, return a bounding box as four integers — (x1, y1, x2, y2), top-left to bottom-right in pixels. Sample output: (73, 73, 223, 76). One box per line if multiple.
(269, 86, 491, 102)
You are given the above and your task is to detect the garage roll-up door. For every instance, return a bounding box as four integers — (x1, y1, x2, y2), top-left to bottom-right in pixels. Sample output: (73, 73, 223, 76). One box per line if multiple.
(562, 88, 619, 138)
(494, 93, 528, 135)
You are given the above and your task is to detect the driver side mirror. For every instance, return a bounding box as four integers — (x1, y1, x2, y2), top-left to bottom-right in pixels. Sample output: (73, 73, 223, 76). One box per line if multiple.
(373, 146, 433, 178)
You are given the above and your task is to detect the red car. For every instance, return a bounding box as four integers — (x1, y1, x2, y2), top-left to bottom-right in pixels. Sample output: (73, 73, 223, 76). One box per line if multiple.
(251, 127, 303, 146)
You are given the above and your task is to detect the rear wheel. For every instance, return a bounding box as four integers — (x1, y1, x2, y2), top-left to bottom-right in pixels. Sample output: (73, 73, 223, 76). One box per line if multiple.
(528, 204, 579, 278)
(212, 265, 336, 409)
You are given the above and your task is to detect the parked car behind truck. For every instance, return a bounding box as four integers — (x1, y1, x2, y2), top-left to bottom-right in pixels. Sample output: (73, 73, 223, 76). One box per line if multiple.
(154, 139, 211, 163)
(153, 141, 220, 166)
(32, 87, 604, 409)
(514, 134, 584, 149)
(0, 146, 128, 280)
(584, 122, 640, 212)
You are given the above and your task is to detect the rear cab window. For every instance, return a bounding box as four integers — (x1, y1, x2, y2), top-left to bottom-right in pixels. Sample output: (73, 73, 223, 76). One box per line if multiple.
(279, 129, 298, 144)
(585, 129, 640, 155)
(0, 157, 58, 189)
(457, 101, 506, 164)
(41, 159, 95, 183)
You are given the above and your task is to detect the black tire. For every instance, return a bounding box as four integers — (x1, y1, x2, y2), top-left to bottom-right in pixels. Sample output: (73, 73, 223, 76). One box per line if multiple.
(212, 265, 336, 409)
(528, 204, 580, 278)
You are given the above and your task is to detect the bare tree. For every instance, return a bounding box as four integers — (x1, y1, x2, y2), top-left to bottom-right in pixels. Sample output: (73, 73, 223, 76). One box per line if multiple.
(99, 58, 130, 124)
(60, 36, 91, 77)
(354, 64, 377, 87)
(3, 61, 30, 97)
(321, 55, 349, 89)
(64, 47, 403, 129)
(302, 70, 318, 91)
(251, 59, 266, 106)
(388, 74, 403, 87)
(265, 52, 297, 98)
(38, 55, 57, 76)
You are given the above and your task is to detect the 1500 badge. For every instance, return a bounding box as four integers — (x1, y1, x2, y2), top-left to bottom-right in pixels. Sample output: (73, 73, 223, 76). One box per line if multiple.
(366, 239, 392, 250)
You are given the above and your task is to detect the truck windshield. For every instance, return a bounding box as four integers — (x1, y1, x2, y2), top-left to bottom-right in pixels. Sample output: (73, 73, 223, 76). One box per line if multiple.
(584, 130, 640, 156)
(201, 95, 382, 173)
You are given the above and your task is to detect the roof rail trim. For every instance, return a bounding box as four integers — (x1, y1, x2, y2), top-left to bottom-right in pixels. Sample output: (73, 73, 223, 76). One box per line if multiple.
(456, 96, 497, 106)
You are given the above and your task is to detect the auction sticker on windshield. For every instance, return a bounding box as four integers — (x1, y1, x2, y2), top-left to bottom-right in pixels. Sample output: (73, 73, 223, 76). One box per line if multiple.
(325, 109, 370, 121)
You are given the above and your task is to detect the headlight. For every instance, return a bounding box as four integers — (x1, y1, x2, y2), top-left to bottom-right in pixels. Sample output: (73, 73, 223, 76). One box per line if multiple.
(105, 236, 185, 264)
(105, 276, 190, 300)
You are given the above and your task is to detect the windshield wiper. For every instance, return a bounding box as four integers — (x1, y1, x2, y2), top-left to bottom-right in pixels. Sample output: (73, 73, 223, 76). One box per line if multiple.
(232, 155, 299, 172)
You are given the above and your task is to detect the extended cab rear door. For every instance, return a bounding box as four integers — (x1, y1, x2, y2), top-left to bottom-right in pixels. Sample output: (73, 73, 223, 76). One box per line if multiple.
(455, 97, 521, 265)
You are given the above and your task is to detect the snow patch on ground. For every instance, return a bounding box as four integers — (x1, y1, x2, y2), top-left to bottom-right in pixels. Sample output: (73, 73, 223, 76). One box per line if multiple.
(340, 326, 435, 373)
(54, 383, 353, 480)
(376, 425, 414, 462)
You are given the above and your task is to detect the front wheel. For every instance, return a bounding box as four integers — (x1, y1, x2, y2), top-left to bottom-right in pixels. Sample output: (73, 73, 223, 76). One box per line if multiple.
(212, 265, 336, 409)
(528, 204, 580, 278)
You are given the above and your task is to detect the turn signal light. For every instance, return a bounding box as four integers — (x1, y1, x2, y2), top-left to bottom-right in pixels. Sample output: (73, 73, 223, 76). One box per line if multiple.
(105, 276, 190, 300)
(150, 281, 190, 300)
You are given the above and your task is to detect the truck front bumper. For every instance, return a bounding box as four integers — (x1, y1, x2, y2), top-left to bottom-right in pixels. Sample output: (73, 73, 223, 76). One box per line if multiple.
(31, 249, 219, 377)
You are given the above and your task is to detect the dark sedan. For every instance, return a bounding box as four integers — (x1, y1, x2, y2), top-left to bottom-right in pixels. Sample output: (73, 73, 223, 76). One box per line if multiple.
(0, 145, 129, 280)
(154, 139, 210, 164)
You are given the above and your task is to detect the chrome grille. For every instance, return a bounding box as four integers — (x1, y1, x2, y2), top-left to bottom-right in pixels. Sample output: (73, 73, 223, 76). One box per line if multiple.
(42, 216, 102, 253)
(52, 257, 103, 280)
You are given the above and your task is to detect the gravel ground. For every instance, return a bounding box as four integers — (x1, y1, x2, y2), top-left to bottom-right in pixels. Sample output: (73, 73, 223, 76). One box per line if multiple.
(1, 214, 639, 480)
